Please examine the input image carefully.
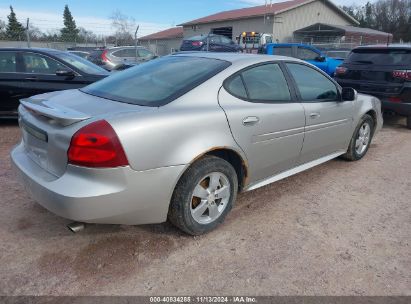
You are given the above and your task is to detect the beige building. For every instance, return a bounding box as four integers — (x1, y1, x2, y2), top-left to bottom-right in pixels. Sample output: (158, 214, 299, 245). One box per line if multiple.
(179, 0, 358, 43)
(139, 27, 183, 56)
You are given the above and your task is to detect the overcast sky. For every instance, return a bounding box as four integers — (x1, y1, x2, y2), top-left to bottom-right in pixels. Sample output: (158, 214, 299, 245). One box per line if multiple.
(0, 0, 374, 37)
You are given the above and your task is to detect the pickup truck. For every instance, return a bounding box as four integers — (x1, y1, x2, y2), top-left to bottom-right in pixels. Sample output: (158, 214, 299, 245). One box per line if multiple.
(265, 43, 343, 76)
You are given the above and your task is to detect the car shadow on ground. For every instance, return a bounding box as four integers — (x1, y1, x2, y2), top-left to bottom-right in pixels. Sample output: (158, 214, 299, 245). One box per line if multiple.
(382, 113, 408, 130)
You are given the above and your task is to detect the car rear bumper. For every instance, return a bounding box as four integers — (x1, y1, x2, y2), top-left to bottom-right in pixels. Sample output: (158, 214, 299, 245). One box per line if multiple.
(11, 141, 185, 225)
(381, 100, 411, 116)
(336, 79, 411, 117)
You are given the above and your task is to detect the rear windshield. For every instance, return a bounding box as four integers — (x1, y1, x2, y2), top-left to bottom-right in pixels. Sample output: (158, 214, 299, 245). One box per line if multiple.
(187, 35, 206, 41)
(53, 52, 109, 75)
(347, 48, 411, 65)
(81, 56, 231, 107)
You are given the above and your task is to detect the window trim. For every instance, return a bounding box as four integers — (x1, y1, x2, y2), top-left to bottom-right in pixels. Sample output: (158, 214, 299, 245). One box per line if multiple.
(282, 61, 342, 103)
(223, 61, 297, 104)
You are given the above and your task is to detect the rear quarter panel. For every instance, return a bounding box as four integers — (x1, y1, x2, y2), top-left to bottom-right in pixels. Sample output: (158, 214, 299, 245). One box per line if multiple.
(107, 81, 246, 173)
(353, 93, 383, 134)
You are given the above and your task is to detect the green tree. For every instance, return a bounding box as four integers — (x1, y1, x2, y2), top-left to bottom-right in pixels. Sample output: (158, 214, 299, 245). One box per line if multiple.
(6, 6, 25, 41)
(60, 5, 79, 42)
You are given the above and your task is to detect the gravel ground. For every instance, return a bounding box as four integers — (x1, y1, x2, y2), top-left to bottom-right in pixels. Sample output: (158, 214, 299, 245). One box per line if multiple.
(0, 115, 410, 296)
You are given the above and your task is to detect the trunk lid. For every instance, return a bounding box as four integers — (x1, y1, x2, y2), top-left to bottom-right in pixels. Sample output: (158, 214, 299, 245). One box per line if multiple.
(19, 89, 154, 177)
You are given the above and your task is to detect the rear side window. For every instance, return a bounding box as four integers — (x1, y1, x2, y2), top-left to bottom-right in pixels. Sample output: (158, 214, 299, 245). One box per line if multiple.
(347, 48, 411, 65)
(273, 47, 293, 57)
(138, 49, 153, 59)
(225, 75, 247, 99)
(82, 56, 231, 107)
(0, 52, 16, 72)
(112, 49, 128, 57)
(286, 63, 338, 101)
(225, 63, 291, 102)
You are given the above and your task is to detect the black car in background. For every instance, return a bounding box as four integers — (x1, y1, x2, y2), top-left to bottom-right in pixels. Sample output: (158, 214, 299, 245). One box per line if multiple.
(335, 45, 411, 128)
(0, 48, 109, 117)
(180, 34, 242, 52)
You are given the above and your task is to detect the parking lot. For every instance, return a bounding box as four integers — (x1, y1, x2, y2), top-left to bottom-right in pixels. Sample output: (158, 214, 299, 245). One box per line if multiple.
(0, 115, 410, 296)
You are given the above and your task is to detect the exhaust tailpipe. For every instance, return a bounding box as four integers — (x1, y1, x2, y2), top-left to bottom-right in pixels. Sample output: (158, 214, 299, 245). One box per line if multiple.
(67, 222, 85, 233)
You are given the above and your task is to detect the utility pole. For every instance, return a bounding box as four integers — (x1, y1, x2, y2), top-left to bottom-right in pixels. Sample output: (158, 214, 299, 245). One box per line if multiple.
(26, 18, 31, 48)
(135, 25, 140, 61)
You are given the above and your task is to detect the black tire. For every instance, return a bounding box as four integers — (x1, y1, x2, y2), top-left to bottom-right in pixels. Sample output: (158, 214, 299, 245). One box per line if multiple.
(168, 155, 238, 235)
(406, 116, 411, 129)
(342, 114, 375, 161)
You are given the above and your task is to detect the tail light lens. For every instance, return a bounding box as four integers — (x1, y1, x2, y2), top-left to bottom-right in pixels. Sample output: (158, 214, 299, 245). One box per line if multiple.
(191, 41, 203, 47)
(68, 120, 129, 168)
(335, 66, 348, 75)
(388, 96, 402, 103)
(101, 50, 109, 62)
(392, 70, 411, 81)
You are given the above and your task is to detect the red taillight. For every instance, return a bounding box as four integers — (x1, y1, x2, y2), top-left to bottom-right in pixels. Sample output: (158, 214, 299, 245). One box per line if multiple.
(191, 41, 203, 47)
(388, 96, 402, 103)
(101, 50, 109, 62)
(68, 120, 129, 168)
(335, 66, 348, 75)
(392, 70, 411, 81)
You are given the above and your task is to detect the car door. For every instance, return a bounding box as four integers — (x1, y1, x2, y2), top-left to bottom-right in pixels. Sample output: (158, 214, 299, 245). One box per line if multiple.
(298, 47, 328, 73)
(0, 50, 24, 114)
(284, 62, 353, 164)
(20, 52, 87, 98)
(219, 36, 236, 52)
(218, 62, 306, 185)
(207, 36, 222, 52)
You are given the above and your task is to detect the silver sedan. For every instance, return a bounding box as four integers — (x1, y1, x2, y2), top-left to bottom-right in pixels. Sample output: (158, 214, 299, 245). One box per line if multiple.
(11, 53, 383, 235)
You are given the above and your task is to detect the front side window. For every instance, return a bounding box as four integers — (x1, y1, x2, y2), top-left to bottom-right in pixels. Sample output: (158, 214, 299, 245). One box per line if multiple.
(297, 48, 319, 60)
(82, 56, 231, 107)
(225, 63, 291, 102)
(22, 53, 65, 74)
(0, 52, 16, 72)
(273, 47, 293, 57)
(286, 63, 338, 101)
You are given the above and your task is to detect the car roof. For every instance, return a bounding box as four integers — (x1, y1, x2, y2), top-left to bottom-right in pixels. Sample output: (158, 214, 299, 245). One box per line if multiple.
(0, 47, 67, 53)
(107, 46, 147, 50)
(354, 44, 411, 50)
(172, 51, 303, 65)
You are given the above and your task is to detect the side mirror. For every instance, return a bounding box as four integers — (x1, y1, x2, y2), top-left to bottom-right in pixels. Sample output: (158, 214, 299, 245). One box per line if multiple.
(55, 69, 75, 77)
(341, 87, 357, 101)
(315, 56, 326, 62)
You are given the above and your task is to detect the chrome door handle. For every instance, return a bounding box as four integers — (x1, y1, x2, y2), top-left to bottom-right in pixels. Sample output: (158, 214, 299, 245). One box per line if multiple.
(309, 112, 320, 119)
(242, 116, 260, 126)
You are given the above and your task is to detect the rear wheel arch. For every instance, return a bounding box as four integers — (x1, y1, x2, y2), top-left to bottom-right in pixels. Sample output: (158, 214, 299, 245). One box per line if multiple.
(365, 109, 377, 133)
(174, 147, 249, 195)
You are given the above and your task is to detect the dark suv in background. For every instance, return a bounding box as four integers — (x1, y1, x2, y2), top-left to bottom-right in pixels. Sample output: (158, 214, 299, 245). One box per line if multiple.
(335, 45, 411, 128)
(180, 34, 242, 52)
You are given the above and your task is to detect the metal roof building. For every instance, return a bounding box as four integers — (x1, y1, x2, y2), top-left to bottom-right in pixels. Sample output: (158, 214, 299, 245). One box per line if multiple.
(178, 0, 359, 43)
(294, 23, 393, 45)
